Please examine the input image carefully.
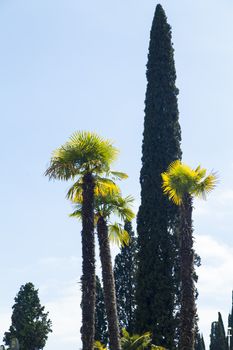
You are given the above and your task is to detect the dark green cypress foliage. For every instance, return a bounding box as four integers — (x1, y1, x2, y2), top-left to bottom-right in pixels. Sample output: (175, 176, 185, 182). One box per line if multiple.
(228, 291, 233, 349)
(95, 275, 108, 345)
(210, 313, 228, 350)
(114, 221, 137, 334)
(136, 4, 181, 349)
(195, 333, 206, 350)
(3, 282, 52, 350)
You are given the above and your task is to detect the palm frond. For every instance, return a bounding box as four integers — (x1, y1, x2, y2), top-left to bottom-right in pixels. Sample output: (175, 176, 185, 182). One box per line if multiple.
(45, 131, 119, 181)
(162, 160, 217, 205)
(121, 329, 153, 350)
(94, 341, 107, 350)
(66, 179, 83, 201)
(45, 157, 77, 181)
(108, 223, 130, 247)
(108, 171, 128, 180)
(194, 172, 218, 199)
(69, 207, 82, 219)
(95, 177, 120, 197)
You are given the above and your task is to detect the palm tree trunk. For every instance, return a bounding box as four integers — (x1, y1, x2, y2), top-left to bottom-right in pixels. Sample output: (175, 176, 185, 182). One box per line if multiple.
(179, 193, 196, 350)
(97, 216, 121, 350)
(82, 172, 96, 350)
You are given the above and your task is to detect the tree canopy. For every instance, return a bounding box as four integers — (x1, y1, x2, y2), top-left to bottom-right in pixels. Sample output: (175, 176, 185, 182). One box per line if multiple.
(4, 283, 52, 350)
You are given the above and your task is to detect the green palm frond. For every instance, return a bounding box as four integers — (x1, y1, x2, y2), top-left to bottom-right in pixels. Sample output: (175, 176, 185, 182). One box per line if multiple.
(121, 328, 152, 349)
(161, 160, 217, 205)
(108, 223, 130, 247)
(112, 196, 135, 221)
(67, 177, 120, 203)
(66, 179, 83, 201)
(95, 177, 121, 197)
(69, 205, 82, 219)
(94, 341, 107, 350)
(193, 172, 217, 199)
(108, 171, 129, 180)
(45, 157, 77, 181)
(45, 131, 119, 180)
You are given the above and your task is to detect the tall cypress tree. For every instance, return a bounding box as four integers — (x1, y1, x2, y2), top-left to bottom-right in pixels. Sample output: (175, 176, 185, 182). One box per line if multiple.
(114, 221, 137, 334)
(210, 313, 228, 350)
(95, 276, 108, 345)
(136, 4, 181, 349)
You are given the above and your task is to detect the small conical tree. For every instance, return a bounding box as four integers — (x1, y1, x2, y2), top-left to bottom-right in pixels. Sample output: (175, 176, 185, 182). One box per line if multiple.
(162, 160, 216, 350)
(136, 4, 182, 348)
(114, 221, 137, 334)
(228, 291, 233, 349)
(3, 283, 52, 350)
(195, 333, 205, 350)
(95, 276, 108, 345)
(210, 313, 228, 350)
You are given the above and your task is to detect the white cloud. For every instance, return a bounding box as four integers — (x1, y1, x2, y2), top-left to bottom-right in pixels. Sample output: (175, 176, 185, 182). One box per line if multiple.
(195, 234, 233, 346)
(45, 281, 82, 349)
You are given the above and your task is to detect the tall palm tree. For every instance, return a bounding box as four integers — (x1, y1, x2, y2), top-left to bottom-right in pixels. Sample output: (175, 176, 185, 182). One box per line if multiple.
(161, 160, 216, 350)
(71, 192, 134, 350)
(45, 131, 119, 350)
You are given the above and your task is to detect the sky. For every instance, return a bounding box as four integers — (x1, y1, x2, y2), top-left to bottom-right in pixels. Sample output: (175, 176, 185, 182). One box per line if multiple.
(0, 0, 233, 349)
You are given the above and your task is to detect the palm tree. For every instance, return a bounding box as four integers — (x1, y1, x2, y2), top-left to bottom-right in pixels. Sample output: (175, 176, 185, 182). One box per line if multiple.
(71, 192, 134, 350)
(45, 131, 119, 350)
(161, 160, 216, 350)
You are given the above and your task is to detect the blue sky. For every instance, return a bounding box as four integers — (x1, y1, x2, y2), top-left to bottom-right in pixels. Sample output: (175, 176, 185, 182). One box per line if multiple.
(0, 1, 233, 348)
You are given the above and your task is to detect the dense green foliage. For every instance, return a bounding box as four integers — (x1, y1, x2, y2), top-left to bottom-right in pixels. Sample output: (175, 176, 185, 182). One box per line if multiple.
(194, 333, 205, 350)
(94, 330, 166, 350)
(95, 276, 108, 345)
(136, 4, 182, 348)
(228, 291, 233, 349)
(210, 313, 228, 350)
(3, 283, 52, 350)
(114, 221, 137, 333)
(120, 329, 165, 350)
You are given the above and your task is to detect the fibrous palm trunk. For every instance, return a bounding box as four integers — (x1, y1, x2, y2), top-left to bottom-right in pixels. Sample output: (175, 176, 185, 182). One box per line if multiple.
(82, 173, 96, 350)
(179, 193, 196, 350)
(97, 216, 121, 350)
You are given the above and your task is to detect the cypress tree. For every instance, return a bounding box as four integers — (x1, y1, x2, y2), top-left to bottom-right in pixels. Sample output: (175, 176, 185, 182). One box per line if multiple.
(210, 313, 228, 350)
(95, 276, 108, 345)
(136, 4, 181, 349)
(114, 221, 137, 333)
(228, 291, 233, 349)
(195, 333, 205, 350)
(3, 283, 52, 350)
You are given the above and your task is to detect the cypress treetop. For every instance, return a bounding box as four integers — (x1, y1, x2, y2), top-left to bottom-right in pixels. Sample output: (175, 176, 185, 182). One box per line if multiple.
(210, 312, 228, 350)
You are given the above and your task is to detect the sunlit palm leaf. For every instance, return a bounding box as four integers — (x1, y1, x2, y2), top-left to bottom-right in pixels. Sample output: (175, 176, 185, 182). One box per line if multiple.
(66, 179, 83, 202)
(108, 223, 130, 247)
(95, 177, 120, 197)
(162, 160, 217, 205)
(45, 131, 119, 180)
(94, 341, 107, 350)
(121, 328, 153, 350)
(69, 206, 82, 219)
(108, 171, 128, 180)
